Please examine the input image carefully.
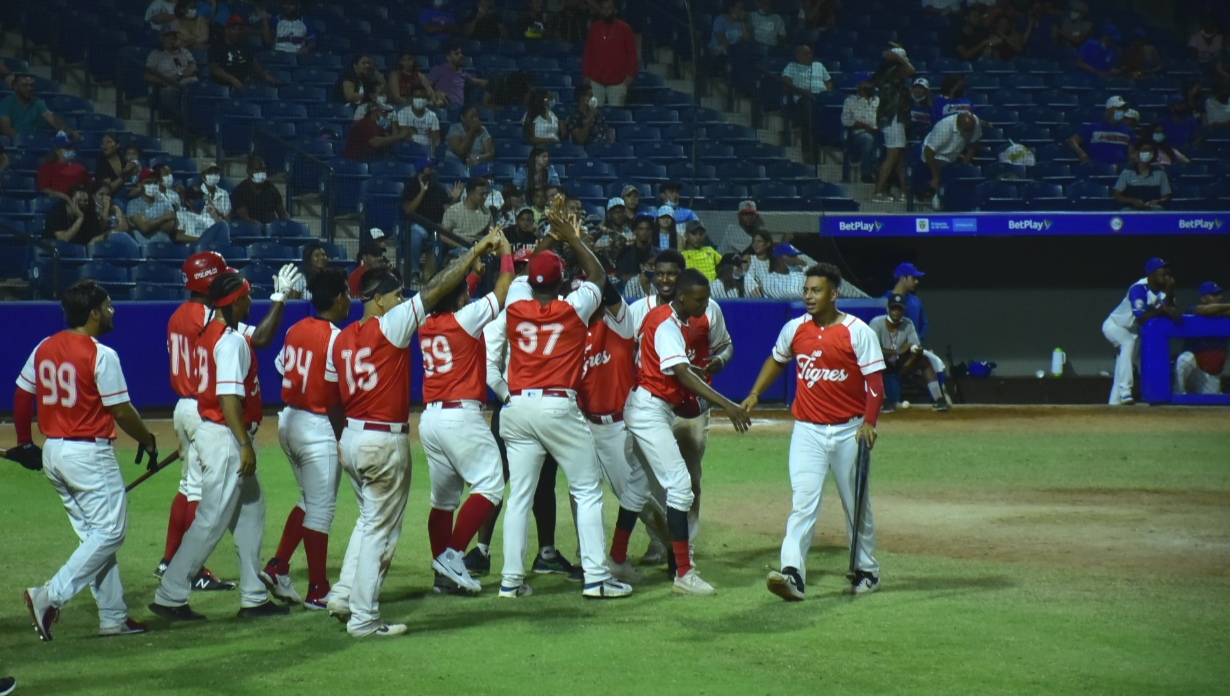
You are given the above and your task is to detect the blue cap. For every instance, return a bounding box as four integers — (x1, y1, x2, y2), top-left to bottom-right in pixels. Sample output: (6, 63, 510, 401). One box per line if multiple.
(1103, 24, 1121, 41)
(894, 262, 925, 278)
(53, 132, 73, 149)
(1144, 257, 1169, 275)
(472, 162, 494, 177)
(1199, 281, 1223, 296)
(773, 243, 801, 258)
(414, 156, 436, 172)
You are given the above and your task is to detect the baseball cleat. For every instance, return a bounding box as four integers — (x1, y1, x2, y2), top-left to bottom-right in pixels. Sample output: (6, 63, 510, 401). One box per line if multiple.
(99, 618, 150, 637)
(582, 579, 633, 599)
(432, 549, 482, 593)
(193, 568, 236, 592)
(463, 547, 491, 577)
(237, 601, 291, 618)
(766, 568, 805, 602)
(606, 556, 643, 584)
(844, 571, 881, 595)
(148, 602, 206, 621)
(303, 583, 330, 611)
(672, 569, 717, 597)
(532, 550, 582, 581)
(0, 676, 15, 696)
(433, 571, 480, 596)
(153, 559, 170, 579)
(932, 400, 950, 412)
(23, 586, 58, 642)
(326, 598, 351, 624)
(498, 583, 533, 599)
(259, 566, 302, 604)
(640, 539, 668, 566)
(353, 623, 408, 638)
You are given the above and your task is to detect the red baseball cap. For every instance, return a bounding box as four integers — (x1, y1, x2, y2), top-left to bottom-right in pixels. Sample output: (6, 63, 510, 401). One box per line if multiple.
(225, 15, 246, 27)
(512, 247, 534, 264)
(139, 168, 158, 181)
(527, 250, 563, 287)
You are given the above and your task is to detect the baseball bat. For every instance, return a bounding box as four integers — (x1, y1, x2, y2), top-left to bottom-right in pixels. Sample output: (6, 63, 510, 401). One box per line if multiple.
(125, 450, 181, 493)
(848, 440, 872, 577)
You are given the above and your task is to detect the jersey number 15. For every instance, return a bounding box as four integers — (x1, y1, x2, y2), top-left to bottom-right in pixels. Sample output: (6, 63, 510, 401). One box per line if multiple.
(340, 348, 378, 394)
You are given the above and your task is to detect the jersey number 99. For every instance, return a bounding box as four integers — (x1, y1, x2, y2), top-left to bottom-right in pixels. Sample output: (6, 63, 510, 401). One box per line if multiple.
(421, 336, 454, 377)
(38, 360, 79, 408)
(340, 347, 378, 394)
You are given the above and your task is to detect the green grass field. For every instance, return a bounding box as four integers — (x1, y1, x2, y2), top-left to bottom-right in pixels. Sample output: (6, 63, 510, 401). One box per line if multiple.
(2, 407, 1228, 695)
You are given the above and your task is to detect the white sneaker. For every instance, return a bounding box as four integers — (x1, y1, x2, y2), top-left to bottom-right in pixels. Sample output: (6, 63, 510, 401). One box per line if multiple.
(432, 549, 482, 594)
(606, 556, 642, 584)
(99, 618, 150, 637)
(672, 569, 716, 596)
(258, 568, 302, 604)
(844, 571, 881, 595)
(498, 583, 532, 599)
(353, 622, 408, 638)
(582, 579, 633, 599)
(873, 193, 893, 203)
(766, 570, 805, 602)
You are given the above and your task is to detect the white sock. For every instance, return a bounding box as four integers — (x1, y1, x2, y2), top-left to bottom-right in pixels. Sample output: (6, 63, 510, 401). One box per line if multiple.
(540, 545, 557, 558)
(927, 381, 942, 401)
(476, 543, 490, 557)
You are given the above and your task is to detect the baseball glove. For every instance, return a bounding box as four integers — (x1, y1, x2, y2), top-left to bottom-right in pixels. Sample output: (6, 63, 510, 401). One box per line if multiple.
(6, 443, 44, 471)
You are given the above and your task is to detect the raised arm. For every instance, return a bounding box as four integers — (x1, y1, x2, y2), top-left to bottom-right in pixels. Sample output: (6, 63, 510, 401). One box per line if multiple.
(546, 201, 605, 293)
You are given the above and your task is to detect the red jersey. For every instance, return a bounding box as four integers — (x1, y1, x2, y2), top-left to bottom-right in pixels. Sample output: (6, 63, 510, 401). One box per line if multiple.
(17, 332, 130, 440)
(629, 295, 731, 383)
(167, 301, 254, 399)
(276, 316, 341, 414)
(579, 303, 637, 415)
(634, 303, 693, 407)
(772, 313, 885, 425)
(197, 320, 263, 427)
(505, 281, 602, 393)
(420, 293, 499, 403)
(332, 295, 426, 424)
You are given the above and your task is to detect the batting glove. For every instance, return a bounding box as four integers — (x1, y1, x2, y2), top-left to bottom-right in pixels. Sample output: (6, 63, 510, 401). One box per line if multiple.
(6, 443, 44, 471)
(271, 264, 304, 303)
(136, 434, 158, 471)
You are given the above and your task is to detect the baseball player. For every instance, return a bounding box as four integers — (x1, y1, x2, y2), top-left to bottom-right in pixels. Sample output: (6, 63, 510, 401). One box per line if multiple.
(497, 207, 631, 600)
(259, 268, 352, 610)
(159, 252, 300, 591)
(327, 230, 501, 638)
(868, 294, 948, 411)
(1102, 257, 1180, 405)
(150, 270, 289, 622)
(15, 280, 159, 641)
(420, 231, 514, 595)
(885, 263, 948, 402)
(1174, 281, 1230, 395)
(627, 250, 734, 566)
(625, 268, 751, 596)
(742, 263, 886, 601)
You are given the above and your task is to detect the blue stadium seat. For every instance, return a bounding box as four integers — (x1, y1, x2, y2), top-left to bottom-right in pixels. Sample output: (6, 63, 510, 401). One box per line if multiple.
(568, 161, 618, 183)
(718, 161, 768, 184)
(89, 241, 143, 266)
(247, 242, 299, 264)
(800, 182, 850, 199)
(239, 262, 278, 288)
(618, 161, 668, 182)
(963, 73, 1001, 92)
(635, 142, 686, 163)
(1007, 124, 1053, 147)
(735, 141, 789, 166)
(361, 178, 407, 232)
(1165, 163, 1214, 187)
(975, 182, 1021, 211)
(228, 220, 268, 245)
(1030, 162, 1074, 183)
(294, 68, 340, 87)
(288, 140, 336, 197)
(144, 242, 191, 261)
(766, 161, 815, 180)
(330, 160, 370, 216)
(752, 182, 798, 199)
(696, 142, 737, 164)
(667, 162, 717, 184)
(367, 160, 415, 179)
(1036, 143, 1080, 163)
(132, 260, 184, 285)
(979, 108, 1019, 127)
(1068, 180, 1114, 211)
(618, 125, 663, 142)
(706, 123, 757, 143)
(1004, 74, 1047, 92)
(545, 143, 587, 165)
(933, 58, 973, 74)
(984, 162, 1030, 182)
(1055, 74, 1094, 92)
(1074, 161, 1119, 187)
(78, 260, 134, 288)
(637, 107, 680, 125)
(77, 113, 126, 133)
(1023, 182, 1067, 210)
(133, 284, 185, 301)
(267, 220, 314, 244)
(0, 199, 30, 218)
(263, 101, 309, 123)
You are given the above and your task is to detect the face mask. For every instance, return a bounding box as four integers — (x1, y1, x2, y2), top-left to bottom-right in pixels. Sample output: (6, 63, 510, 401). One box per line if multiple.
(731, 272, 743, 280)
(1112, 110, 1124, 121)
(588, 96, 598, 109)
(1138, 151, 1153, 163)
(376, 95, 388, 106)
(1152, 132, 1164, 143)
(205, 174, 220, 186)
(252, 172, 267, 183)
(185, 9, 197, 18)
(912, 94, 924, 102)
(412, 97, 427, 109)
(144, 183, 160, 197)
(547, 99, 556, 109)
(62, 149, 76, 161)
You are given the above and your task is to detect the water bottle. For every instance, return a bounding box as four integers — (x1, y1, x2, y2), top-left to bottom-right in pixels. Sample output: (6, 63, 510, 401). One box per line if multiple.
(1051, 347, 1065, 378)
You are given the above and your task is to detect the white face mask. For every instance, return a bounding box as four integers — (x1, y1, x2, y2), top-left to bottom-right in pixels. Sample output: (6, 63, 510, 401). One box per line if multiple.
(412, 97, 427, 109)
(252, 172, 267, 183)
(1152, 132, 1164, 143)
(144, 183, 160, 197)
(161, 174, 174, 187)
(185, 9, 197, 18)
(1138, 151, 1153, 163)
(376, 95, 388, 105)
(205, 174, 220, 186)
(588, 96, 598, 108)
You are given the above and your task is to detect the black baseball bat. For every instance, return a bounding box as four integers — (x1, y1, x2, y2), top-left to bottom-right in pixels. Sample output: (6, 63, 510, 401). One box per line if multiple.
(848, 440, 872, 577)
(125, 450, 181, 493)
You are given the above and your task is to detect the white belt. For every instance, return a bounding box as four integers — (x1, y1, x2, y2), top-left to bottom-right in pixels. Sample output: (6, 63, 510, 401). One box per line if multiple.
(424, 400, 484, 411)
(510, 388, 577, 399)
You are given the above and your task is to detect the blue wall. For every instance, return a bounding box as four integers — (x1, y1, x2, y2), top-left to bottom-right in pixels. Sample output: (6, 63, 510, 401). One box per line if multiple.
(0, 299, 886, 413)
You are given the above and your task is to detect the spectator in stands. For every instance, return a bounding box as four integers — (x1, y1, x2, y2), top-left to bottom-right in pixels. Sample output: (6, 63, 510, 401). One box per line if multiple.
(390, 52, 445, 107)
(395, 85, 442, 149)
(797, 0, 838, 29)
(580, 0, 638, 108)
(344, 101, 406, 161)
(758, 243, 808, 299)
(508, 206, 540, 249)
(146, 0, 177, 30)
(121, 145, 145, 198)
(37, 133, 92, 202)
(232, 156, 288, 225)
(420, 0, 460, 37)
(258, 0, 317, 54)
(871, 294, 948, 412)
(680, 220, 723, 281)
(922, 0, 964, 16)
(1205, 81, 1230, 128)
(0, 61, 14, 90)
(659, 180, 699, 225)
(1068, 96, 1136, 165)
(44, 184, 106, 245)
(712, 199, 761, 255)
(1141, 124, 1189, 167)
(621, 184, 642, 217)
(922, 112, 983, 201)
(347, 236, 389, 296)
(464, 0, 507, 40)
(955, 5, 998, 61)
(210, 16, 279, 89)
(299, 241, 329, 289)
(749, 0, 787, 46)
(1112, 142, 1172, 211)
(200, 164, 232, 219)
(988, 13, 1034, 60)
(522, 88, 564, 145)
(145, 27, 199, 116)
(1076, 24, 1122, 79)
(446, 105, 496, 169)
(709, 253, 759, 298)
(351, 83, 392, 121)
(654, 206, 678, 250)
(176, 186, 231, 248)
(175, 0, 211, 49)
(781, 44, 834, 163)
(95, 185, 132, 241)
(1188, 18, 1224, 68)
(1122, 28, 1164, 80)
(337, 54, 385, 108)
(128, 169, 180, 248)
(931, 75, 974, 124)
(568, 84, 614, 146)
(528, 186, 550, 223)
(0, 74, 81, 140)
(1052, 0, 1092, 49)
(710, 0, 751, 71)
(1122, 108, 1141, 134)
(197, 0, 234, 24)
(403, 157, 461, 282)
(842, 74, 881, 183)
(93, 133, 136, 197)
(597, 196, 631, 250)
(1163, 95, 1201, 149)
(908, 78, 933, 142)
(513, 146, 561, 190)
(493, 185, 525, 228)
(744, 228, 774, 286)
(872, 47, 916, 203)
(518, 0, 554, 40)
(616, 214, 659, 282)
(429, 44, 488, 107)
(442, 177, 494, 250)
(155, 163, 183, 209)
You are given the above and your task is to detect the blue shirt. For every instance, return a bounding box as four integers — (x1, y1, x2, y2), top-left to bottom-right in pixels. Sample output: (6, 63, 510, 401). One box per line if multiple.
(710, 15, 745, 51)
(883, 290, 928, 340)
(931, 97, 972, 125)
(1162, 115, 1200, 150)
(1078, 39, 1117, 72)
(1079, 121, 1135, 165)
(418, 8, 457, 31)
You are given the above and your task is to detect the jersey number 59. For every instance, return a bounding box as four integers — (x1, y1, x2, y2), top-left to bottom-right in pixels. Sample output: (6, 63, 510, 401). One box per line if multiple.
(420, 336, 454, 377)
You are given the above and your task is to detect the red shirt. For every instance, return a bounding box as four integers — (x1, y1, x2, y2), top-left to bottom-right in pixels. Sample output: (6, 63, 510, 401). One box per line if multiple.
(36, 161, 92, 196)
(420, 293, 499, 403)
(17, 331, 129, 440)
(277, 316, 341, 414)
(505, 280, 602, 393)
(772, 313, 885, 424)
(634, 303, 693, 407)
(197, 321, 263, 427)
(629, 295, 731, 384)
(579, 303, 636, 415)
(167, 301, 254, 399)
(343, 117, 389, 161)
(347, 263, 369, 298)
(582, 18, 638, 86)
(332, 295, 426, 424)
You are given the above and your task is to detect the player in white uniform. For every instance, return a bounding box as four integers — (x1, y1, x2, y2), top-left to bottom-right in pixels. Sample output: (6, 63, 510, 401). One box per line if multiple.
(743, 263, 887, 600)
(1101, 258, 1179, 405)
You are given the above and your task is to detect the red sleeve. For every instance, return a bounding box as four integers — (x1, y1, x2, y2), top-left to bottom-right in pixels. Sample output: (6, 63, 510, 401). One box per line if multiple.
(466, 271, 479, 296)
(863, 371, 885, 427)
(14, 387, 35, 444)
(623, 23, 639, 79)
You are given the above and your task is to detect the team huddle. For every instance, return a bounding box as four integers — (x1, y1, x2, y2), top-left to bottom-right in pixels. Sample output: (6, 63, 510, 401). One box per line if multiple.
(14, 202, 889, 641)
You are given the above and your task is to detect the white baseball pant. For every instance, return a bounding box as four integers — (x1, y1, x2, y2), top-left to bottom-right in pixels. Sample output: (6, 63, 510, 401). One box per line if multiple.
(781, 419, 879, 581)
(1173, 351, 1222, 395)
(331, 425, 412, 636)
(921, 348, 946, 374)
(277, 407, 342, 533)
(499, 392, 610, 587)
(587, 418, 649, 513)
(173, 397, 204, 501)
(39, 439, 129, 630)
(1102, 318, 1138, 404)
(636, 399, 708, 544)
(155, 421, 268, 608)
(625, 388, 695, 515)
(589, 80, 628, 107)
(420, 402, 504, 510)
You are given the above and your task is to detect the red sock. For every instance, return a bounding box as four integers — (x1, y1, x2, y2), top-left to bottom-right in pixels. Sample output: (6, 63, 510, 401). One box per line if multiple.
(449, 495, 497, 553)
(428, 508, 454, 559)
(302, 528, 330, 587)
(610, 528, 632, 565)
(163, 493, 189, 560)
(274, 506, 307, 565)
(672, 541, 692, 578)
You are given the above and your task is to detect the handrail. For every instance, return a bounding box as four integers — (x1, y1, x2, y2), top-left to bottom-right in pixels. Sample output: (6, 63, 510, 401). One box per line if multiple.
(1, 219, 60, 299)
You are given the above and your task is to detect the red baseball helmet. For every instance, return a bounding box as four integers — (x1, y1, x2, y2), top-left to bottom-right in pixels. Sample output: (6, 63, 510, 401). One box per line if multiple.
(182, 251, 228, 294)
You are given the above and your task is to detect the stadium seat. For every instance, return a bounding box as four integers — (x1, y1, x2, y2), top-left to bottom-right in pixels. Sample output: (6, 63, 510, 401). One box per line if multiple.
(144, 242, 191, 262)
(1068, 180, 1114, 211)
(367, 160, 415, 179)
(267, 220, 315, 244)
(78, 260, 134, 288)
(667, 162, 717, 185)
(228, 220, 267, 246)
(89, 241, 143, 267)
(1074, 161, 1119, 187)
(975, 182, 1021, 211)
(696, 142, 738, 164)
(133, 284, 185, 301)
(132, 260, 184, 285)
(636, 142, 687, 163)
(718, 161, 768, 184)
(766, 161, 816, 181)
(735, 141, 789, 166)
(1023, 182, 1067, 210)
(619, 160, 668, 182)
(330, 160, 370, 216)
(800, 182, 849, 199)
(247, 242, 299, 265)
(239, 262, 278, 288)
(568, 160, 619, 183)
